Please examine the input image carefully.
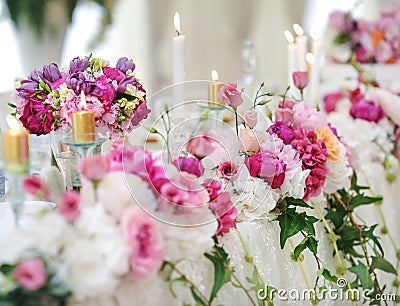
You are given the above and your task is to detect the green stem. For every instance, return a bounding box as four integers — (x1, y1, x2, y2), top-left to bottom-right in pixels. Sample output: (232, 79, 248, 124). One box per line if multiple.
(234, 108, 239, 137)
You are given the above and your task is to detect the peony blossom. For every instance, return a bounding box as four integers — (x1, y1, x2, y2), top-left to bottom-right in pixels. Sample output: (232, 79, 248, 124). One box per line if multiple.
(245, 150, 286, 189)
(58, 190, 81, 221)
(267, 121, 297, 145)
(218, 161, 239, 182)
(218, 83, 244, 108)
(80, 155, 110, 183)
(22, 176, 51, 201)
(349, 99, 384, 123)
(292, 71, 309, 90)
(292, 102, 327, 133)
(13, 258, 47, 291)
(186, 131, 218, 159)
(121, 208, 164, 279)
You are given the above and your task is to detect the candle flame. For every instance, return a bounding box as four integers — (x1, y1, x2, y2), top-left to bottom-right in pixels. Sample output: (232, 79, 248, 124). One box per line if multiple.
(80, 90, 87, 109)
(284, 30, 294, 44)
(310, 28, 319, 41)
(293, 23, 304, 36)
(211, 69, 219, 81)
(174, 12, 181, 35)
(6, 115, 22, 130)
(306, 52, 315, 65)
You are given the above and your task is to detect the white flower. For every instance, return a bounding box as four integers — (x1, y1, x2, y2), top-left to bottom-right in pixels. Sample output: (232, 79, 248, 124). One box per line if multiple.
(279, 167, 310, 199)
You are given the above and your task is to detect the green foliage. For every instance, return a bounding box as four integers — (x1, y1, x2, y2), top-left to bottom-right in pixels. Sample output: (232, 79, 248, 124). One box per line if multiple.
(275, 197, 319, 260)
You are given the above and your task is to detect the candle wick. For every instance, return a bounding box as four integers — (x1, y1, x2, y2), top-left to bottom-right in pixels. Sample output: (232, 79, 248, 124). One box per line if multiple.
(175, 29, 180, 36)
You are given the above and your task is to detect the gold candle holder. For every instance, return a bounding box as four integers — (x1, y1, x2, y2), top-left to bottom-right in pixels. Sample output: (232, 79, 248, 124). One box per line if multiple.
(2, 115, 29, 174)
(208, 69, 225, 108)
(71, 111, 96, 143)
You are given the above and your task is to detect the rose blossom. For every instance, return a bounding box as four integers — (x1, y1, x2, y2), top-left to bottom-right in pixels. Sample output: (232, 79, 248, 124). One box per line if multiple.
(349, 99, 384, 123)
(58, 190, 81, 221)
(218, 161, 239, 182)
(244, 109, 258, 128)
(316, 127, 341, 162)
(323, 90, 344, 113)
(239, 129, 265, 154)
(245, 150, 287, 189)
(218, 83, 244, 107)
(121, 208, 164, 279)
(80, 155, 109, 183)
(23, 176, 51, 200)
(186, 131, 217, 159)
(292, 71, 309, 90)
(13, 258, 47, 291)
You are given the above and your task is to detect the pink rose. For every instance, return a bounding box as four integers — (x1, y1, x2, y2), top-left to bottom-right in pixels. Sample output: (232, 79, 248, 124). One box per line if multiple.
(239, 129, 265, 154)
(218, 83, 244, 108)
(121, 208, 164, 279)
(13, 258, 47, 291)
(186, 131, 218, 159)
(58, 190, 81, 221)
(324, 90, 345, 113)
(22, 176, 51, 201)
(80, 155, 109, 183)
(218, 161, 239, 182)
(292, 71, 309, 90)
(244, 109, 258, 128)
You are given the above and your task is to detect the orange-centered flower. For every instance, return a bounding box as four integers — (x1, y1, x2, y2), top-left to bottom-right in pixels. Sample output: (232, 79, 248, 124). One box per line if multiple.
(316, 127, 340, 162)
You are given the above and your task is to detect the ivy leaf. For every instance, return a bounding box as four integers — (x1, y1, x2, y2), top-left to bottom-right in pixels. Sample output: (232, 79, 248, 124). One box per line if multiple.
(350, 172, 369, 193)
(370, 257, 397, 275)
(204, 244, 231, 303)
(293, 238, 308, 260)
(317, 267, 338, 283)
(285, 197, 313, 209)
(348, 195, 383, 211)
(277, 208, 305, 249)
(325, 207, 347, 228)
(306, 235, 318, 254)
(364, 225, 384, 256)
(348, 261, 374, 289)
(190, 288, 207, 306)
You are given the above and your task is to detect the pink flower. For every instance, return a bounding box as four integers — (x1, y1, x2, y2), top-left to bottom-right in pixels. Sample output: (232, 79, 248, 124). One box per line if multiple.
(121, 208, 164, 279)
(173, 156, 204, 177)
(218, 83, 244, 108)
(103, 67, 126, 82)
(244, 109, 258, 128)
(348, 88, 363, 104)
(159, 182, 188, 209)
(349, 99, 384, 123)
(267, 121, 297, 145)
(218, 161, 239, 182)
(245, 150, 287, 189)
(239, 129, 265, 154)
(209, 191, 237, 235)
(58, 190, 81, 221)
(92, 75, 116, 107)
(80, 155, 109, 183)
(202, 179, 222, 201)
(292, 71, 308, 90)
(324, 90, 345, 113)
(22, 176, 51, 201)
(274, 108, 294, 125)
(13, 258, 47, 291)
(292, 102, 327, 133)
(186, 131, 218, 159)
(328, 11, 346, 31)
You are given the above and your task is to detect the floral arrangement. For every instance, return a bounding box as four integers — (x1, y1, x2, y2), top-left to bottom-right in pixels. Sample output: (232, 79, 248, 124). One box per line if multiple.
(1, 72, 398, 305)
(10, 54, 150, 138)
(327, 2, 400, 63)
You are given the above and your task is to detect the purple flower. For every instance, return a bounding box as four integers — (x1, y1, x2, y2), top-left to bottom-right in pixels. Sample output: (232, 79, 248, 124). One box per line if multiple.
(350, 99, 384, 123)
(66, 72, 94, 94)
(17, 79, 38, 99)
(117, 77, 135, 93)
(69, 56, 90, 74)
(41, 63, 62, 84)
(116, 57, 136, 73)
(129, 102, 151, 128)
(267, 121, 296, 145)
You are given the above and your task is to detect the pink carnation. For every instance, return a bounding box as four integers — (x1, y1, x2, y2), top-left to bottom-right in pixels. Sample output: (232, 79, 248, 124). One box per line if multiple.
(58, 190, 81, 221)
(13, 258, 47, 291)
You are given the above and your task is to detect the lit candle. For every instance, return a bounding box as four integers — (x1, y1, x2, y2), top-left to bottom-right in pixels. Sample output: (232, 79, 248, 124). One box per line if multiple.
(2, 115, 29, 174)
(71, 91, 96, 143)
(293, 23, 308, 71)
(305, 52, 315, 104)
(173, 12, 185, 105)
(310, 28, 323, 107)
(284, 30, 297, 89)
(208, 69, 224, 107)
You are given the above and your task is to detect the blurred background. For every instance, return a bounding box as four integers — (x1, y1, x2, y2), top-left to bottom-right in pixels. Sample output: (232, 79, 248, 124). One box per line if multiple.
(0, 0, 385, 98)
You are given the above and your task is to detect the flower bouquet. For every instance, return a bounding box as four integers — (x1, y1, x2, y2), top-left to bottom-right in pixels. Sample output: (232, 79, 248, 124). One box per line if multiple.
(10, 54, 150, 138)
(326, 2, 400, 64)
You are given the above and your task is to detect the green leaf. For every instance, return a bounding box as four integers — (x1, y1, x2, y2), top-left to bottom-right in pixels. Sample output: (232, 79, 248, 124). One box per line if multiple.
(349, 195, 383, 211)
(256, 99, 271, 106)
(325, 207, 347, 228)
(117, 92, 138, 101)
(246, 266, 259, 285)
(190, 288, 207, 306)
(306, 235, 318, 254)
(364, 225, 384, 256)
(317, 267, 338, 283)
(293, 238, 308, 260)
(285, 197, 313, 209)
(7, 102, 16, 108)
(0, 264, 14, 275)
(277, 208, 305, 249)
(370, 257, 397, 275)
(348, 261, 374, 289)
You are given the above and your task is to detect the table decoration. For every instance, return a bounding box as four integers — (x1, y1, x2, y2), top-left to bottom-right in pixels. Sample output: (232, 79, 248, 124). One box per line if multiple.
(293, 23, 308, 71)
(173, 12, 185, 106)
(326, 1, 400, 64)
(0, 70, 398, 305)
